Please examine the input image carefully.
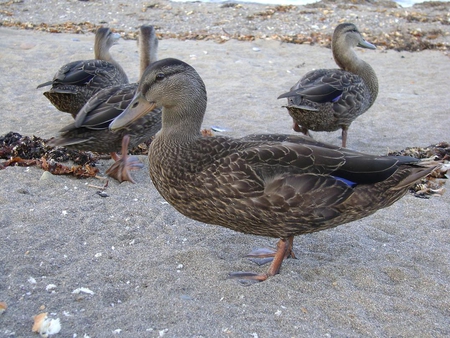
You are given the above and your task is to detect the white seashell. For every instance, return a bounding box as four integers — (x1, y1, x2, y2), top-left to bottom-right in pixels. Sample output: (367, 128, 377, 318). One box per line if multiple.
(45, 284, 57, 292)
(0, 302, 7, 314)
(32, 313, 61, 337)
(72, 287, 95, 295)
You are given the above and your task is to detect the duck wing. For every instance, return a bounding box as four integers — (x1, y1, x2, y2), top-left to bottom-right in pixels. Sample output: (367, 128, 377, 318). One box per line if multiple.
(255, 136, 422, 180)
(58, 83, 138, 132)
(38, 60, 127, 91)
(280, 69, 367, 113)
(222, 140, 424, 224)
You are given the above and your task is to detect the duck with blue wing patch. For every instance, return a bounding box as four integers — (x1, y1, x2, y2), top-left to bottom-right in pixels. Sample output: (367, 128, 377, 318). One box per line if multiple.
(110, 58, 435, 283)
(278, 23, 378, 148)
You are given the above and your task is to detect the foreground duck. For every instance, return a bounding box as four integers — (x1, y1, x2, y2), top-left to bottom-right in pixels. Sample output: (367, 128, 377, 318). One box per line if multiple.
(278, 23, 378, 148)
(37, 27, 129, 118)
(49, 25, 161, 183)
(110, 58, 435, 282)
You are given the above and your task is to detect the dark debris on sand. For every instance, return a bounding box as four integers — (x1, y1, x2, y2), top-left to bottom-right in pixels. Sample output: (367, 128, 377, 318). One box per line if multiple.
(0, 132, 99, 178)
(388, 141, 450, 160)
(388, 142, 450, 198)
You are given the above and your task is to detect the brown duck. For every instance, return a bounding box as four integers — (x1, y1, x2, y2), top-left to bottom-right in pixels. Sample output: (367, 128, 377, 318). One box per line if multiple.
(110, 58, 435, 283)
(37, 27, 129, 118)
(49, 25, 161, 183)
(278, 23, 378, 148)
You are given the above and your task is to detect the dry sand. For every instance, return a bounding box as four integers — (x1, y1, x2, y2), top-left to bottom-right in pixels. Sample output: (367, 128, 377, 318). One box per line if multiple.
(1, 1, 450, 337)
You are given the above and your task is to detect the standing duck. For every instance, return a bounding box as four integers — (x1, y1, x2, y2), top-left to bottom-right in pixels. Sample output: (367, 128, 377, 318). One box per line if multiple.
(278, 23, 378, 148)
(49, 25, 161, 183)
(37, 27, 129, 118)
(110, 58, 435, 283)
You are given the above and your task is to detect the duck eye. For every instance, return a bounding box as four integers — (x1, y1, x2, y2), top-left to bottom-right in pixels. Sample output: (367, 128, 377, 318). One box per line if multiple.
(156, 73, 165, 81)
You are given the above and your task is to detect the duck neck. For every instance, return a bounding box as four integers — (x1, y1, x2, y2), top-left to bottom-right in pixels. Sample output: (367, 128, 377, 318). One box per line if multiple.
(95, 46, 128, 83)
(94, 40, 122, 67)
(95, 43, 113, 62)
(334, 46, 379, 106)
(159, 98, 207, 144)
(139, 41, 157, 78)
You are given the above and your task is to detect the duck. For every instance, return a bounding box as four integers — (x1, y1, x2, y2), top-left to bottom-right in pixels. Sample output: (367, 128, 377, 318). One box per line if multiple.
(110, 58, 435, 283)
(37, 27, 129, 118)
(278, 23, 378, 148)
(49, 25, 161, 183)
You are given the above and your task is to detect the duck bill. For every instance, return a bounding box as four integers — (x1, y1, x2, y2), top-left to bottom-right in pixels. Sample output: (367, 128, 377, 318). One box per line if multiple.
(358, 39, 376, 50)
(111, 32, 121, 45)
(110, 92, 157, 130)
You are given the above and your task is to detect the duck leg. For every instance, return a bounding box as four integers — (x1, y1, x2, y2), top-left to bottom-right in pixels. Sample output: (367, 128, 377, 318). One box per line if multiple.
(292, 121, 312, 138)
(293, 121, 303, 133)
(246, 248, 279, 266)
(246, 236, 296, 265)
(229, 236, 295, 283)
(105, 135, 144, 183)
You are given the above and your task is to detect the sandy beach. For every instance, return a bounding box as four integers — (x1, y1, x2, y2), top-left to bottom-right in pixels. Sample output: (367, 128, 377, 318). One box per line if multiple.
(1, 0, 449, 337)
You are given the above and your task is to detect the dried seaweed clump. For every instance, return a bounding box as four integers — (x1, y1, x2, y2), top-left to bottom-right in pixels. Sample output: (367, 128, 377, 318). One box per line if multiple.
(388, 142, 449, 198)
(0, 131, 99, 178)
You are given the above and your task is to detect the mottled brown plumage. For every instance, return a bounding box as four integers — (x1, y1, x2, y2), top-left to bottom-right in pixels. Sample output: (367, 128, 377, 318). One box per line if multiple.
(278, 23, 378, 148)
(110, 58, 434, 282)
(49, 25, 161, 183)
(37, 27, 129, 118)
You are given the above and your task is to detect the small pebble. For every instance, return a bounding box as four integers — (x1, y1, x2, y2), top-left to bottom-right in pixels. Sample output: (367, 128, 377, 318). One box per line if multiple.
(39, 171, 57, 182)
(96, 191, 109, 198)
